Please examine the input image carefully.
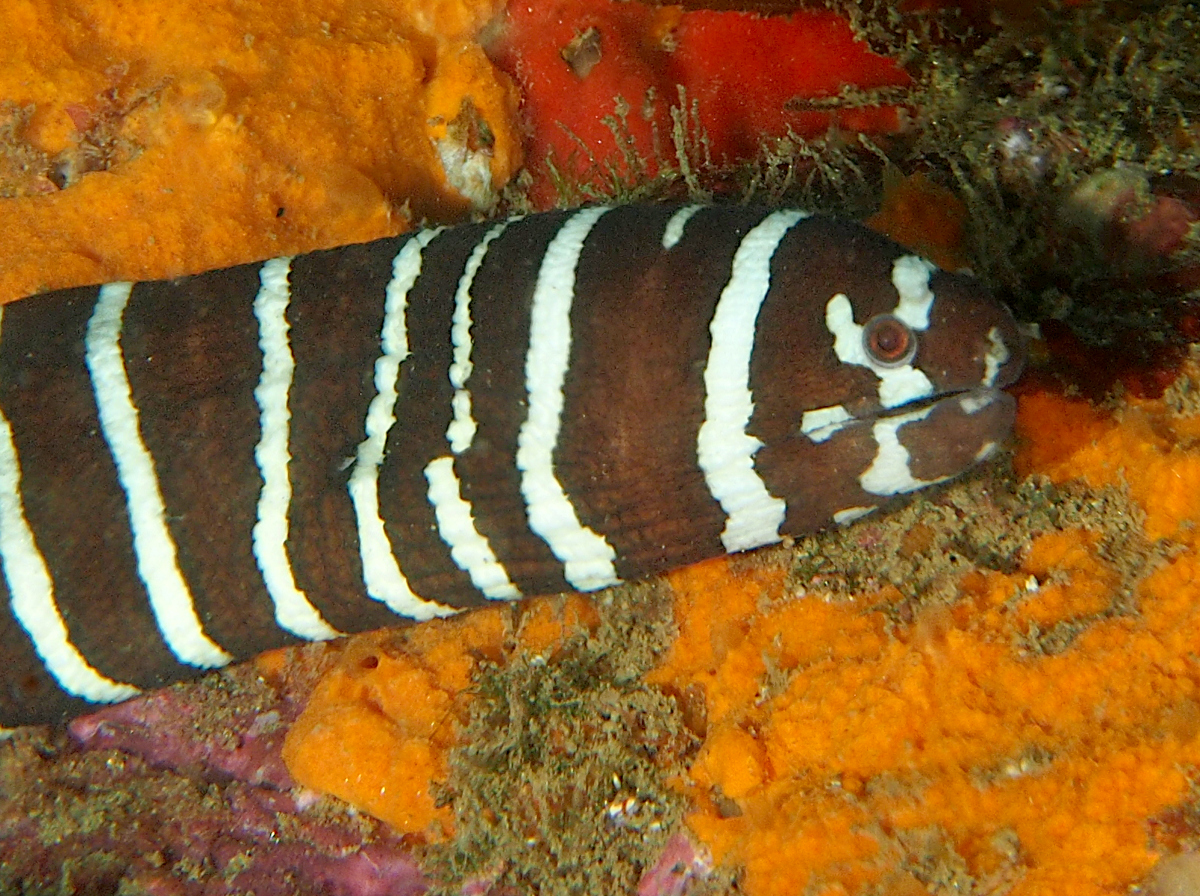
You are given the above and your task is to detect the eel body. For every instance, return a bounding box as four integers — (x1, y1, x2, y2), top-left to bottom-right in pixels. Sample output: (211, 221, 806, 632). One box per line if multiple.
(0, 203, 1025, 726)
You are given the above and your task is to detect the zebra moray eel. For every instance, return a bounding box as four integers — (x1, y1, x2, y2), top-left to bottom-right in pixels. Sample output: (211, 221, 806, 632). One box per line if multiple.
(0, 203, 1024, 727)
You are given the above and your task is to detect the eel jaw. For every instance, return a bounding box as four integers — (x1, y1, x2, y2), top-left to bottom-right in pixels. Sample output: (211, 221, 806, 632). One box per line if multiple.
(856, 387, 1017, 497)
(792, 385, 1017, 532)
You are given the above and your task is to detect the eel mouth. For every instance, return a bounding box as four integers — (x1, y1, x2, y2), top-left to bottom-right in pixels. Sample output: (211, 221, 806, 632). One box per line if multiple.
(874, 384, 1013, 423)
(799, 385, 1017, 496)
(800, 383, 1016, 444)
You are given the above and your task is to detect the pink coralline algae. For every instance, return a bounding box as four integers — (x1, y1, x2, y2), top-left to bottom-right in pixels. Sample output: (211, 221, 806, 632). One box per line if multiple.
(2, 660, 713, 895)
(0, 741, 428, 895)
(1, 660, 428, 896)
(67, 690, 296, 789)
(637, 832, 714, 896)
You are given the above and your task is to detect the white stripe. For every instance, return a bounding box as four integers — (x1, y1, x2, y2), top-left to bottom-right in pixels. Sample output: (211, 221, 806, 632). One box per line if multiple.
(697, 209, 807, 553)
(890, 255, 936, 329)
(517, 206, 621, 592)
(662, 204, 703, 249)
(983, 326, 1010, 388)
(431, 220, 524, 599)
(0, 308, 141, 704)
(349, 231, 458, 621)
(958, 388, 996, 415)
(86, 284, 233, 668)
(252, 258, 341, 641)
(447, 221, 510, 454)
(425, 456, 521, 600)
(859, 406, 947, 496)
(833, 505, 875, 526)
(800, 404, 853, 442)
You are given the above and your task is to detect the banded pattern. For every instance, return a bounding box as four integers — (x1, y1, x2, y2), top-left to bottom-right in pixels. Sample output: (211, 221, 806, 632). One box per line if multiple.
(0, 204, 1025, 726)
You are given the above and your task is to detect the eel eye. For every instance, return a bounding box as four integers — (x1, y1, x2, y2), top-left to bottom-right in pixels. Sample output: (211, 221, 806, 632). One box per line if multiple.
(863, 314, 917, 367)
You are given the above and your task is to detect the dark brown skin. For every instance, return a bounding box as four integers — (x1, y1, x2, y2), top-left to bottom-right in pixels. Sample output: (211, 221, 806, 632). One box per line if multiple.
(0, 204, 1025, 726)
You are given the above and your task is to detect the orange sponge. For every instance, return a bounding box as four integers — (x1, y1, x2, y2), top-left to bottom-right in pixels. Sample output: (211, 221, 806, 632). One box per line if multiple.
(0, 0, 520, 302)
